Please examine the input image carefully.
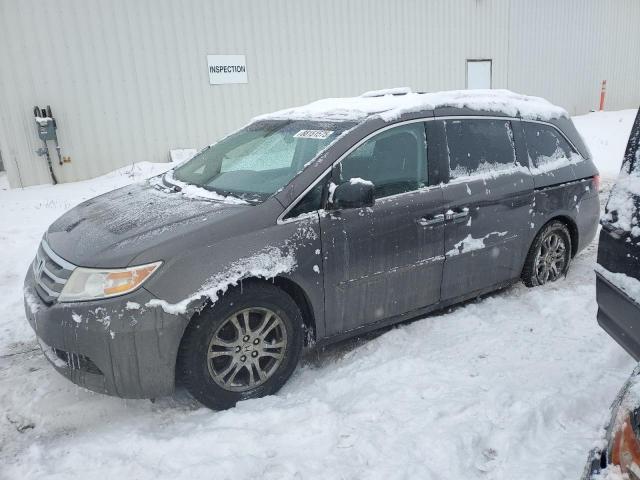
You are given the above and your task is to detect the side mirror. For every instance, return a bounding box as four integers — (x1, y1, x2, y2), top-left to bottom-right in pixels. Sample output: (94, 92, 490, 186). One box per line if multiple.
(332, 179, 375, 209)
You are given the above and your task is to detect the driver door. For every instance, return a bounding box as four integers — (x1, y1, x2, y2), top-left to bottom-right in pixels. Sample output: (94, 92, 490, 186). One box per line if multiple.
(320, 122, 445, 337)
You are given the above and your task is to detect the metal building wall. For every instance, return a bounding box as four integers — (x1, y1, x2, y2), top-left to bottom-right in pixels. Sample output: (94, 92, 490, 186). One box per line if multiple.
(1, 0, 638, 188)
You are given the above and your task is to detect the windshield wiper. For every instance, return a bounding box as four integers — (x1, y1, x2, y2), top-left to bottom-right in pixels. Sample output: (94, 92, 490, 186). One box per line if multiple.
(159, 173, 182, 192)
(202, 185, 233, 197)
(202, 186, 263, 204)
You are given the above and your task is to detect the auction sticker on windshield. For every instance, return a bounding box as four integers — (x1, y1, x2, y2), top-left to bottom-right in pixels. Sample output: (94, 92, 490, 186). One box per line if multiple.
(293, 130, 334, 139)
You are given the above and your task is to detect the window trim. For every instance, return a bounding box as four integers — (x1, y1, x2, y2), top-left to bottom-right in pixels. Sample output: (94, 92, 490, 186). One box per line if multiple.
(277, 116, 579, 224)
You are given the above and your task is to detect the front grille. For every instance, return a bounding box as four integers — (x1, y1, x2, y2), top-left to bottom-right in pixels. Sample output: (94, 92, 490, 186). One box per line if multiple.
(32, 240, 75, 303)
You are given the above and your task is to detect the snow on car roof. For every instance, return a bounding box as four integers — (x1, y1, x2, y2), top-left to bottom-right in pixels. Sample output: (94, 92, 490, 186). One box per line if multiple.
(254, 88, 568, 123)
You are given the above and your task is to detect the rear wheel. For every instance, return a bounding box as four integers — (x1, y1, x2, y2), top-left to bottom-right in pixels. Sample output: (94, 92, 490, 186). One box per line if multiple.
(178, 282, 303, 410)
(522, 220, 572, 287)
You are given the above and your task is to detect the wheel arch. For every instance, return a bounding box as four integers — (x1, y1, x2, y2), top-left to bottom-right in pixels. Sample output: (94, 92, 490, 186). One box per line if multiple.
(271, 276, 317, 346)
(178, 276, 318, 353)
(520, 215, 578, 287)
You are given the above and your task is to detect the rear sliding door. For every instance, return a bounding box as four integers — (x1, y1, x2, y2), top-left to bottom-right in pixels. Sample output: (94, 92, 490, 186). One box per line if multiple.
(438, 117, 534, 301)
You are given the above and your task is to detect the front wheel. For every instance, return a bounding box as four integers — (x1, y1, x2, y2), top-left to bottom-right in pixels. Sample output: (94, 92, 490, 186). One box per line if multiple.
(522, 220, 572, 287)
(177, 282, 303, 410)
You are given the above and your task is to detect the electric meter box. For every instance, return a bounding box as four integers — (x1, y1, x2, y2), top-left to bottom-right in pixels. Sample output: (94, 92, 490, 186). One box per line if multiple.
(36, 118, 57, 142)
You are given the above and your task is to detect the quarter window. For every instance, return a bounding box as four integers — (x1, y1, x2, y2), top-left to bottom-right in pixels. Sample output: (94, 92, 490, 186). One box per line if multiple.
(523, 123, 580, 169)
(444, 119, 517, 179)
(285, 178, 326, 219)
(337, 123, 427, 199)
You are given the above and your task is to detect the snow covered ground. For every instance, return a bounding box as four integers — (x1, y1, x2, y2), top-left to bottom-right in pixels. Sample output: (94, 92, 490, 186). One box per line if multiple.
(0, 110, 638, 480)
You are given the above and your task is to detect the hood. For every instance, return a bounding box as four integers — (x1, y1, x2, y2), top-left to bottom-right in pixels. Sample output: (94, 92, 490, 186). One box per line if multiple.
(46, 180, 251, 268)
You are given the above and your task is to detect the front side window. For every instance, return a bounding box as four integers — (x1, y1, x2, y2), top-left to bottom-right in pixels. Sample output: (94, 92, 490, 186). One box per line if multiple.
(523, 122, 581, 169)
(444, 119, 517, 179)
(172, 120, 355, 202)
(337, 123, 427, 199)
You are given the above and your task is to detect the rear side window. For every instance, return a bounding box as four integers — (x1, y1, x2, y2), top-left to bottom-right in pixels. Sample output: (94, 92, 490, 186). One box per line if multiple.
(444, 119, 517, 179)
(523, 123, 581, 169)
(338, 123, 428, 199)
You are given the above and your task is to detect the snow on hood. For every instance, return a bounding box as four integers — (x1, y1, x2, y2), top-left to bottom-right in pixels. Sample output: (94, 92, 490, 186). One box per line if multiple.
(254, 89, 568, 123)
(46, 181, 248, 267)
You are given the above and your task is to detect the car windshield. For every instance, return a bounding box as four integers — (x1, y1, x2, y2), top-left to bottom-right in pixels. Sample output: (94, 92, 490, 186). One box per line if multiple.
(171, 119, 355, 202)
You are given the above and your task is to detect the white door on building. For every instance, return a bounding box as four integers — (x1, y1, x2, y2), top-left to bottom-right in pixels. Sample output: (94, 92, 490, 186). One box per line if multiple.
(466, 60, 492, 89)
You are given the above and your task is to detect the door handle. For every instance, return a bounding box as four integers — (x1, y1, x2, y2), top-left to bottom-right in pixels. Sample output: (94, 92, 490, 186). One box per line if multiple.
(416, 214, 445, 227)
(445, 208, 469, 222)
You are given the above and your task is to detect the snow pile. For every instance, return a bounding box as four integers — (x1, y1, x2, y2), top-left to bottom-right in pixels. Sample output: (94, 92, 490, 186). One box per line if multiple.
(169, 149, 198, 164)
(602, 149, 640, 235)
(572, 109, 639, 178)
(0, 172, 9, 190)
(256, 89, 568, 123)
(603, 175, 640, 235)
(147, 246, 297, 314)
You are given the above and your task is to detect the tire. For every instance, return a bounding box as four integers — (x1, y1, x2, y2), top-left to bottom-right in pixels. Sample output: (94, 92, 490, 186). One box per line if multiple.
(521, 220, 572, 288)
(177, 282, 303, 410)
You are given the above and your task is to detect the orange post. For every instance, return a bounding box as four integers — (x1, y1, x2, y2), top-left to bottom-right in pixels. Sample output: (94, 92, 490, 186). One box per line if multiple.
(599, 80, 607, 111)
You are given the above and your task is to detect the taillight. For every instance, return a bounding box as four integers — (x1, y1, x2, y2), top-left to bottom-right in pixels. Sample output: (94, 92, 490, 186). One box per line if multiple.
(610, 413, 640, 475)
(593, 174, 601, 192)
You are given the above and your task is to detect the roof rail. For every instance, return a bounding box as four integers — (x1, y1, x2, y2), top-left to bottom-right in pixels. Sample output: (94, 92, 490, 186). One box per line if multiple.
(360, 87, 412, 98)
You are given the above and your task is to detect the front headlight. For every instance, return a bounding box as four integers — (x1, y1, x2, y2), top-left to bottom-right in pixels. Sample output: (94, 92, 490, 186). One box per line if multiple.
(58, 261, 162, 302)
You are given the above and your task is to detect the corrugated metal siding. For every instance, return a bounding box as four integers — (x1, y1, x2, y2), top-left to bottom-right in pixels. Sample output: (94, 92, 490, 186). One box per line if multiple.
(507, 0, 640, 115)
(1, 0, 639, 187)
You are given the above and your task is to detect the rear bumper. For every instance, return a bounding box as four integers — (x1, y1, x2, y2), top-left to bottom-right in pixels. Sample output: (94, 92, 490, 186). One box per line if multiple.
(596, 271, 640, 361)
(576, 191, 600, 254)
(24, 268, 188, 398)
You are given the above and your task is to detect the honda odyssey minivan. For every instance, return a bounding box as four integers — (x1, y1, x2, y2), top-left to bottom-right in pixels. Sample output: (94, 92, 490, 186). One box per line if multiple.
(24, 89, 600, 409)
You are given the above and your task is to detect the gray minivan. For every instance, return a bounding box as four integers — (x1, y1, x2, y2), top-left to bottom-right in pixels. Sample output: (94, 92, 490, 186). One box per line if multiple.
(24, 89, 600, 409)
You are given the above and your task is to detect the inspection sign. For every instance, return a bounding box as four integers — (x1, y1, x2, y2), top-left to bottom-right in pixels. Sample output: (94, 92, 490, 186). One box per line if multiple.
(207, 55, 248, 85)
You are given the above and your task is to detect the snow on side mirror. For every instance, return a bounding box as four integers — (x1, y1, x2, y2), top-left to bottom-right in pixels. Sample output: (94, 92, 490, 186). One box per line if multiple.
(331, 178, 375, 210)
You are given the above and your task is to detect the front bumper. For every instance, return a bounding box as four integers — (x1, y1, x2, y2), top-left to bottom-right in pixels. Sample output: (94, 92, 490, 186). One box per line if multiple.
(24, 268, 188, 398)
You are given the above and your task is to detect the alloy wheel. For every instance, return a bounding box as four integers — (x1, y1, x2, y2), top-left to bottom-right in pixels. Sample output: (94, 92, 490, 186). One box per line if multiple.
(534, 232, 567, 284)
(207, 307, 287, 392)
